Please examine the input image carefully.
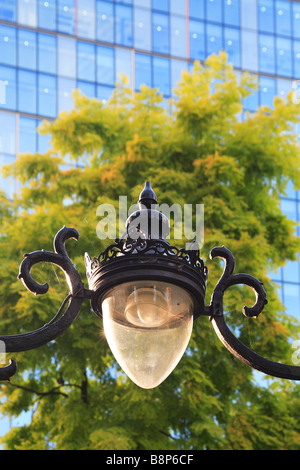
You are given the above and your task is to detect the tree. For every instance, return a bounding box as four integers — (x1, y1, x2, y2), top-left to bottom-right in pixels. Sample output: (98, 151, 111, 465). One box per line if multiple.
(0, 52, 300, 450)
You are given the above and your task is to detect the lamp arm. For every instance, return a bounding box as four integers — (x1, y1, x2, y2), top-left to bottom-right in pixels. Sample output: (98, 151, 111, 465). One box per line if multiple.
(209, 246, 300, 381)
(0, 227, 88, 381)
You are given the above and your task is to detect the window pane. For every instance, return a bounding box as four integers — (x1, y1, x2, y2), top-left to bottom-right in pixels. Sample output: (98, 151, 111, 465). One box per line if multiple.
(243, 83, 259, 112)
(171, 58, 187, 92)
(58, 77, 75, 113)
(38, 33, 56, 74)
(259, 33, 275, 74)
(115, 4, 133, 47)
(58, 36, 76, 77)
(77, 0, 96, 39)
(18, 29, 37, 70)
(189, 19, 205, 61)
(206, 23, 223, 56)
(171, 14, 186, 58)
(97, 84, 113, 102)
(18, 0, 37, 26)
(170, 0, 185, 15)
(134, 7, 151, 51)
(276, 36, 292, 77)
(135, 53, 151, 90)
(153, 56, 170, 96)
(293, 2, 300, 39)
(77, 80, 96, 98)
(115, 47, 132, 85)
(18, 70, 37, 114)
(77, 42, 95, 82)
(97, 45, 114, 85)
(0, 111, 16, 154)
(0, 65, 16, 110)
(242, 30, 258, 72)
(152, 12, 169, 54)
(206, 0, 222, 23)
(224, 27, 240, 68)
(58, 0, 75, 34)
(189, 0, 204, 19)
(0, 25, 16, 66)
(275, 0, 291, 36)
(224, 0, 240, 26)
(19, 116, 37, 154)
(152, 0, 169, 12)
(258, 0, 274, 33)
(134, 0, 150, 7)
(294, 40, 300, 78)
(283, 261, 300, 284)
(38, 73, 57, 117)
(38, 0, 56, 30)
(283, 283, 300, 319)
(259, 76, 275, 108)
(0, 0, 16, 22)
(240, 0, 257, 30)
(96, 0, 114, 43)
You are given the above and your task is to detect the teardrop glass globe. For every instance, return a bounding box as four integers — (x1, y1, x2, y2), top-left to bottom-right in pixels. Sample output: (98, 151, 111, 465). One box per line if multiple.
(101, 280, 194, 389)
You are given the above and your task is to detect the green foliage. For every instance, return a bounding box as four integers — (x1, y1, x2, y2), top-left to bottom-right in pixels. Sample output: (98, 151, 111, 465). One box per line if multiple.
(1, 52, 300, 450)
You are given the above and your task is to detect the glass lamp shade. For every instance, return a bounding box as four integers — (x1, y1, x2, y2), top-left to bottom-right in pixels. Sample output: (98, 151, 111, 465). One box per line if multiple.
(101, 280, 194, 389)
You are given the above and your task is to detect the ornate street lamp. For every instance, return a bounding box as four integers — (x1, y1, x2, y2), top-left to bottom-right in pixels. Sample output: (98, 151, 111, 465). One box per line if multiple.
(1, 182, 300, 387)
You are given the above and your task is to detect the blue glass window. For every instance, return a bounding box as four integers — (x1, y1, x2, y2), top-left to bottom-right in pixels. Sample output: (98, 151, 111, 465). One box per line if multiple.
(171, 59, 187, 91)
(275, 0, 291, 36)
(243, 81, 259, 112)
(206, 0, 222, 23)
(0, 25, 16, 66)
(152, 0, 168, 12)
(0, 66, 16, 110)
(224, 27, 240, 68)
(0, 0, 16, 22)
(189, 0, 204, 19)
(240, 0, 257, 30)
(0, 111, 16, 154)
(258, 0, 274, 33)
(97, 0, 114, 43)
(206, 23, 223, 56)
(259, 76, 276, 108)
(78, 42, 96, 82)
(38, 0, 56, 30)
(189, 19, 205, 61)
(170, 0, 185, 15)
(276, 36, 292, 77)
(283, 283, 300, 318)
(77, 81, 96, 98)
(38, 34, 56, 74)
(77, 0, 96, 39)
(18, 70, 37, 114)
(97, 84, 113, 102)
(115, 0, 132, 4)
(115, 4, 133, 46)
(224, 0, 240, 26)
(153, 56, 170, 96)
(294, 40, 300, 78)
(241, 29, 258, 72)
(58, 77, 76, 112)
(19, 117, 37, 154)
(152, 12, 169, 54)
(259, 34, 275, 74)
(134, 7, 151, 51)
(97, 45, 114, 85)
(38, 73, 57, 117)
(18, 0, 37, 26)
(293, 2, 300, 40)
(115, 48, 132, 85)
(18, 30, 37, 70)
(135, 53, 151, 90)
(171, 14, 186, 58)
(134, 0, 150, 6)
(58, 36, 76, 78)
(58, 0, 75, 35)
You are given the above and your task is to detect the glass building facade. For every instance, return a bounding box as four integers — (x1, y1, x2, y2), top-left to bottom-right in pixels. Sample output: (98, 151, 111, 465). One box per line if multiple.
(0, 0, 299, 318)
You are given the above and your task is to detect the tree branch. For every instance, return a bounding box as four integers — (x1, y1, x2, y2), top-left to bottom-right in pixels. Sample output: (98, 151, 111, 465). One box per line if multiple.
(6, 382, 69, 399)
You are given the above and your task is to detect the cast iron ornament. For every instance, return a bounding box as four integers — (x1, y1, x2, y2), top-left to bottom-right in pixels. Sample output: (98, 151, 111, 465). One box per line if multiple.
(1, 182, 300, 383)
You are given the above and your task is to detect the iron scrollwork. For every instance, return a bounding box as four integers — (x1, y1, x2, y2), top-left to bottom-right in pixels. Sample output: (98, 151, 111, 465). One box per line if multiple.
(0, 226, 88, 381)
(209, 246, 300, 381)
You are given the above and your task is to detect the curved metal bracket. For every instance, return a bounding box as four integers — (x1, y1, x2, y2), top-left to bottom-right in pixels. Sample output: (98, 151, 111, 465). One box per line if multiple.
(209, 246, 300, 381)
(0, 227, 87, 381)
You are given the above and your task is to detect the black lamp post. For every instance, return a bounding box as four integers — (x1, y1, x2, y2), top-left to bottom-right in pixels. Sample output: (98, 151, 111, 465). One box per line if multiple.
(1, 182, 300, 387)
